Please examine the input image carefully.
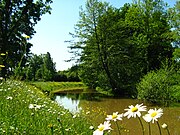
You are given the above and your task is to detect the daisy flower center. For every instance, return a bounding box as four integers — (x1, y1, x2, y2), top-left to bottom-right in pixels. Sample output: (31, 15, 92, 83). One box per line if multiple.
(112, 113, 117, 119)
(131, 107, 138, 112)
(98, 125, 104, 131)
(151, 112, 157, 117)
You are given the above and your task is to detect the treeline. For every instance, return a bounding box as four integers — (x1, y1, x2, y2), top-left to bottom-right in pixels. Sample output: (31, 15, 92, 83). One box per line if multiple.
(67, 0, 180, 101)
(14, 52, 80, 82)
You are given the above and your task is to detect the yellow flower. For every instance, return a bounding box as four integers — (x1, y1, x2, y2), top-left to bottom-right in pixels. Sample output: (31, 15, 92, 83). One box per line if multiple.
(0, 65, 5, 68)
(24, 35, 30, 39)
(0, 53, 6, 56)
(124, 103, 147, 118)
(106, 112, 123, 121)
(143, 108, 163, 123)
(48, 124, 53, 128)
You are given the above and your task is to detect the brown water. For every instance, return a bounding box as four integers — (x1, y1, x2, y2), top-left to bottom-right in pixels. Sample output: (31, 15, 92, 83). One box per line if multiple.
(55, 91, 180, 135)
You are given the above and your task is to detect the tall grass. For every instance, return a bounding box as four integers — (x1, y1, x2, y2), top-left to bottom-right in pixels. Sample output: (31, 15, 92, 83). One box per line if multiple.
(0, 80, 93, 134)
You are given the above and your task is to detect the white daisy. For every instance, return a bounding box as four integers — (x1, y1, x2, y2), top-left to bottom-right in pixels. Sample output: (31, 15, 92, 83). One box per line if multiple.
(93, 121, 112, 135)
(143, 108, 163, 123)
(29, 104, 35, 109)
(106, 112, 123, 121)
(6, 96, 13, 100)
(124, 103, 147, 119)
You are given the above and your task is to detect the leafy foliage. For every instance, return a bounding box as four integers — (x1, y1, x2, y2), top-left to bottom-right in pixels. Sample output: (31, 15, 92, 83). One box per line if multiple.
(0, 0, 52, 78)
(68, 0, 175, 96)
(24, 52, 56, 81)
(137, 67, 180, 106)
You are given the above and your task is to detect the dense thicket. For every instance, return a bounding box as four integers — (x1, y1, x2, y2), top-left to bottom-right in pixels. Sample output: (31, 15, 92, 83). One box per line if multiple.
(68, 0, 178, 96)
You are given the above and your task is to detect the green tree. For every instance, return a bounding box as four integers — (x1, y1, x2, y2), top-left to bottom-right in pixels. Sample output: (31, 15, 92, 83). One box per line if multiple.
(68, 0, 175, 96)
(0, 0, 52, 79)
(125, 0, 174, 72)
(169, 1, 180, 66)
(25, 54, 44, 81)
(25, 52, 56, 81)
(68, 0, 119, 92)
(42, 52, 56, 81)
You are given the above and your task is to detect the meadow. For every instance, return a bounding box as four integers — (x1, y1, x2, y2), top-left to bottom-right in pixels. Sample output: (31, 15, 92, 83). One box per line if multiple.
(0, 80, 93, 135)
(0, 80, 178, 135)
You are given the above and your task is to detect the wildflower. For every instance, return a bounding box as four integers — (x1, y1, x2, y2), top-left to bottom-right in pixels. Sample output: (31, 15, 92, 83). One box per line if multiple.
(35, 105, 42, 109)
(29, 104, 42, 110)
(29, 104, 34, 109)
(65, 128, 71, 131)
(0, 53, 6, 56)
(93, 121, 112, 135)
(9, 126, 15, 130)
(6, 96, 13, 100)
(24, 35, 30, 39)
(48, 124, 53, 128)
(106, 112, 123, 121)
(124, 103, 146, 119)
(73, 115, 77, 118)
(86, 111, 90, 115)
(162, 123, 168, 129)
(143, 108, 163, 123)
(0, 65, 5, 68)
(89, 126, 94, 130)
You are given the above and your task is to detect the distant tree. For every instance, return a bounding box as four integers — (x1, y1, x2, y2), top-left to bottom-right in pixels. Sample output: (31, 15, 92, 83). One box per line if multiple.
(25, 54, 44, 81)
(24, 52, 56, 81)
(42, 52, 56, 81)
(0, 0, 52, 79)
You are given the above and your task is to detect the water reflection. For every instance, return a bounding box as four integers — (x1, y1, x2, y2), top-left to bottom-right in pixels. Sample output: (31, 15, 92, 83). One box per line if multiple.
(54, 91, 180, 135)
(55, 95, 80, 112)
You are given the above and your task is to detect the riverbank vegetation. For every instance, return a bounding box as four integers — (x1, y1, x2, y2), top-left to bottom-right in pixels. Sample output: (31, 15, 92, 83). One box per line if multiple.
(0, 80, 93, 134)
(31, 81, 87, 94)
(67, 0, 180, 104)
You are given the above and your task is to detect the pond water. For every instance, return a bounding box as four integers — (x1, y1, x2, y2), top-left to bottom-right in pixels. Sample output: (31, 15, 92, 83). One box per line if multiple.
(54, 90, 180, 135)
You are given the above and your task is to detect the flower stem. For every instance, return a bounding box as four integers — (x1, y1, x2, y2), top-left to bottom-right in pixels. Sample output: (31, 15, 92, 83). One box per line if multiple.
(57, 118, 64, 135)
(138, 117, 145, 135)
(156, 121, 162, 135)
(148, 123, 151, 135)
(115, 121, 121, 135)
(166, 128, 170, 135)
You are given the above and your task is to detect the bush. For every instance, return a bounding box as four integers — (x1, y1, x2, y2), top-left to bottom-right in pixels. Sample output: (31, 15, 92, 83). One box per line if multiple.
(137, 67, 180, 106)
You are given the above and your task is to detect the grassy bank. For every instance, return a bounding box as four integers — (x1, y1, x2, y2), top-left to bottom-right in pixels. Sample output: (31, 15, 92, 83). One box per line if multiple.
(0, 80, 93, 134)
(31, 81, 87, 93)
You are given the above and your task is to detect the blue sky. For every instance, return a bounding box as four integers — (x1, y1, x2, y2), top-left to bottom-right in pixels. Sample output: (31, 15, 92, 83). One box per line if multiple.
(30, 0, 176, 71)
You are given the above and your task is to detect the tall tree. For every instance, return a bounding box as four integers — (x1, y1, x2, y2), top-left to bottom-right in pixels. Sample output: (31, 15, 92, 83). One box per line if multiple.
(68, 0, 174, 96)
(169, 1, 180, 63)
(25, 52, 56, 81)
(68, 0, 120, 92)
(0, 0, 52, 78)
(42, 52, 56, 81)
(126, 0, 174, 72)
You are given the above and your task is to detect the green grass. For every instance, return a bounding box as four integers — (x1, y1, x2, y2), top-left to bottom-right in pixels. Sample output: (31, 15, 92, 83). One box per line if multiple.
(0, 80, 93, 134)
(31, 81, 87, 93)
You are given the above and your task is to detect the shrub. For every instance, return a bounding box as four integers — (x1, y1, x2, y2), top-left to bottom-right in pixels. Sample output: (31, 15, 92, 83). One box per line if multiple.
(137, 67, 180, 106)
